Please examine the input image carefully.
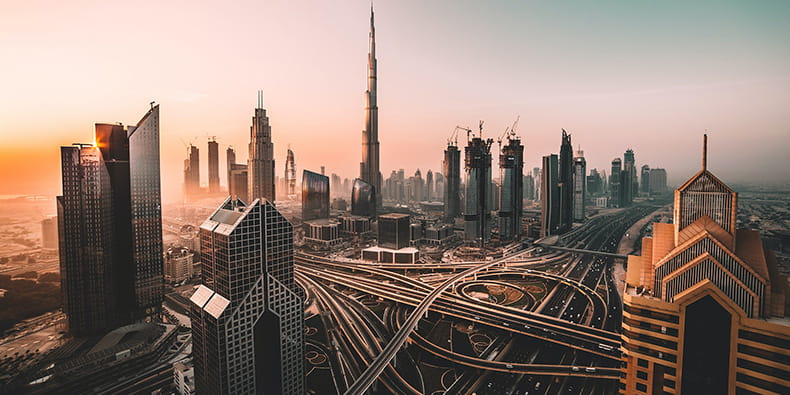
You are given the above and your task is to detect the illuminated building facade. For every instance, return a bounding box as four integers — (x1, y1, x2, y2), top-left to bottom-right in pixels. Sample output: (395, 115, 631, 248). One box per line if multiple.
(621, 135, 789, 395)
(208, 138, 219, 193)
(191, 198, 304, 394)
(58, 105, 163, 335)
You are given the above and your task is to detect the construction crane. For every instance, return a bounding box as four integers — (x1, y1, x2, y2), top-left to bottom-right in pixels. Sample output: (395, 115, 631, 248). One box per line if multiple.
(496, 115, 521, 150)
(448, 125, 472, 146)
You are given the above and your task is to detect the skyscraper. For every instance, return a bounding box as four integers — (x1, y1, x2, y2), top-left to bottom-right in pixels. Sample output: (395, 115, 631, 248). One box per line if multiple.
(573, 148, 586, 222)
(587, 168, 602, 196)
(558, 129, 574, 233)
(302, 170, 329, 221)
(620, 135, 789, 395)
(360, 6, 382, 209)
(464, 135, 493, 245)
(533, 167, 541, 202)
(285, 148, 296, 198)
(184, 144, 200, 197)
(540, 154, 559, 237)
(443, 143, 461, 222)
(208, 138, 220, 193)
(425, 169, 434, 201)
(498, 135, 524, 241)
(192, 198, 304, 394)
(610, 158, 622, 208)
(226, 146, 236, 190)
(58, 105, 163, 335)
(248, 90, 276, 203)
(622, 148, 636, 206)
(640, 164, 651, 195)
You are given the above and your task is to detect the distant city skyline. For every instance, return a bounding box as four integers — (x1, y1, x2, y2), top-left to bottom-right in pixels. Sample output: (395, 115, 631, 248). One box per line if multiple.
(2, 0, 789, 202)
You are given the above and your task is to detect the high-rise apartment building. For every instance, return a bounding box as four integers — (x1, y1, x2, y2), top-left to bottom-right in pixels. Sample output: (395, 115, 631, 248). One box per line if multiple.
(610, 158, 622, 208)
(464, 136, 493, 245)
(41, 216, 58, 249)
(558, 129, 574, 233)
(302, 170, 329, 221)
(208, 138, 220, 193)
(191, 198, 304, 394)
(226, 146, 236, 192)
(425, 169, 434, 201)
(573, 148, 586, 222)
(540, 154, 559, 237)
(229, 164, 249, 202)
(622, 148, 636, 206)
(248, 91, 275, 203)
(360, 7, 382, 209)
(443, 143, 461, 222)
(184, 144, 200, 197)
(285, 148, 296, 198)
(498, 135, 524, 241)
(587, 168, 602, 196)
(621, 136, 789, 395)
(58, 105, 163, 336)
(640, 164, 651, 195)
(533, 167, 541, 202)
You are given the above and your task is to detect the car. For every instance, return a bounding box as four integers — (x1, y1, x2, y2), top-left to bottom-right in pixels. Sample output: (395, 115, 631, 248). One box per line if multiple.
(506, 364, 513, 368)
(572, 366, 580, 371)
(585, 367, 596, 373)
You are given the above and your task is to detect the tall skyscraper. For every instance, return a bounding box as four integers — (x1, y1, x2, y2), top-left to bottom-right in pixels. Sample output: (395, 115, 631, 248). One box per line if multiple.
(443, 143, 461, 222)
(622, 148, 636, 206)
(58, 105, 163, 335)
(498, 135, 524, 241)
(302, 170, 329, 221)
(464, 135, 493, 245)
(191, 198, 304, 394)
(587, 168, 602, 196)
(558, 129, 574, 233)
(540, 154, 559, 237)
(620, 135, 789, 395)
(285, 148, 296, 198)
(610, 158, 622, 208)
(226, 146, 236, 190)
(533, 167, 541, 202)
(208, 138, 220, 193)
(640, 164, 651, 195)
(523, 174, 535, 201)
(184, 144, 200, 197)
(248, 90, 276, 203)
(360, 6, 382, 209)
(573, 148, 586, 222)
(425, 169, 434, 201)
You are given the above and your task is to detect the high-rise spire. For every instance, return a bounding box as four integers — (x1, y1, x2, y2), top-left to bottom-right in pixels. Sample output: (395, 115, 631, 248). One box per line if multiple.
(360, 4, 381, 210)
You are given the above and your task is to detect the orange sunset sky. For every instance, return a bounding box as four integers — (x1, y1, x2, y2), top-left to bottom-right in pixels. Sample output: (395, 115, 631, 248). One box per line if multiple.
(1, 0, 789, 203)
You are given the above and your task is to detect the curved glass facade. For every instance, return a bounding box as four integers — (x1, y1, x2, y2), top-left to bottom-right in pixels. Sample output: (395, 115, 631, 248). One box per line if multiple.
(302, 170, 329, 220)
(351, 178, 376, 217)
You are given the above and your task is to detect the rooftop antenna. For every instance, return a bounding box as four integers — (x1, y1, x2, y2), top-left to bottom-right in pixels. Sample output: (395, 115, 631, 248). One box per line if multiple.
(257, 90, 265, 109)
(702, 132, 708, 171)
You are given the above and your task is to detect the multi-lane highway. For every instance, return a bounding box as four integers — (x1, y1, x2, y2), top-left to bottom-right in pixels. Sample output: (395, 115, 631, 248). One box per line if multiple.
(297, 204, 659, 394)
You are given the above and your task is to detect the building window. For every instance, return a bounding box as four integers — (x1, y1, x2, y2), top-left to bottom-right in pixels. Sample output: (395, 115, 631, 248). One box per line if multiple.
(637, 370, 648, 380)
(636, 383, 647, 392)
(638, 358, 648, 368)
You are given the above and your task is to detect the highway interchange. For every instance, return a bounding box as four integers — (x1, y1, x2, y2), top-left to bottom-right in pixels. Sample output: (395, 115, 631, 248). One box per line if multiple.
(298, 204, 658, 394)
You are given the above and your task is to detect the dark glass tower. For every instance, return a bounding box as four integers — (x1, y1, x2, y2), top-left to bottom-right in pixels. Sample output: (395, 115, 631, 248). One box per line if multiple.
(573, 148, 586, 222)
(208, 138, 220, 193)
(498, 135, 524, 241)
(57, 105, 163, 335)
(464, 136, 493, 245)
(184, 144, 200, 197)
(540, 154, 559, 237)
(610, 158, 622, 208)
(558, 129, 573, 233)
(302, 169, 329, 221)
(351, 178, 376, 217)
(378, 213, 410, 249)
(443, 144, 461, 222)
(191, 198, 304, 394)
(226, 146, 236, 190)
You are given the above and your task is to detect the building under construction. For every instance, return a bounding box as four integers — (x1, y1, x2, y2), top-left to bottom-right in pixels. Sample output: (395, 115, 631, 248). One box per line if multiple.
(463, 124, 493, 246)
(498, 133, 524, 241)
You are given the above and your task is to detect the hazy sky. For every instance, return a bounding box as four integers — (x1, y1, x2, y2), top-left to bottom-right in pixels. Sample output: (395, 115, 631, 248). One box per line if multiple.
(1, 0, 789, 202)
